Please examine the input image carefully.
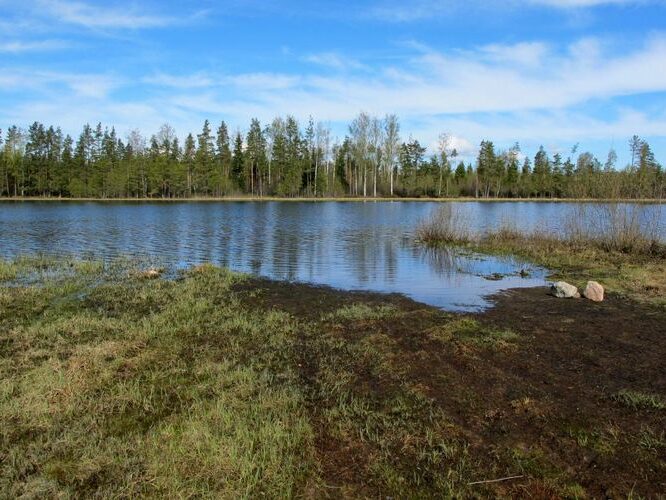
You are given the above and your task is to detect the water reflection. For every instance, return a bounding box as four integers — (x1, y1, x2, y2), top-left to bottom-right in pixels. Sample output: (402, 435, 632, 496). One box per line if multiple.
(4, 201, 660, 311)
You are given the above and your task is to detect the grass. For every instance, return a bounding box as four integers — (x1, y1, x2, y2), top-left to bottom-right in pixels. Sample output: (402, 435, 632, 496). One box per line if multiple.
(428, 317, 520, 349)
(417, 205, 666, 306)
(0, 257, 483, 498)
(1, 257, 664, 497)
(0, 260, 315, 497)
(612, 389, 666, 411)
(638, 427, 666, 453)
(323, 303, 399, 321)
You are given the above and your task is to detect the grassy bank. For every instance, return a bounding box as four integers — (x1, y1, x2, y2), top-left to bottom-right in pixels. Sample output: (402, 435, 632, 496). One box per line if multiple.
(1, 257, 665, 497)
(417, 204, 666, 306)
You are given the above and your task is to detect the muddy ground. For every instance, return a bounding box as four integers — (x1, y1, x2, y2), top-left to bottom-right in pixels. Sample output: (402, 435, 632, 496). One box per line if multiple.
(235, 279, 666, 498)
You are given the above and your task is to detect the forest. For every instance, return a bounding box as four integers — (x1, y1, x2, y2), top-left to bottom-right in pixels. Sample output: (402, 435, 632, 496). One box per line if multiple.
(0, 113, 663, 200)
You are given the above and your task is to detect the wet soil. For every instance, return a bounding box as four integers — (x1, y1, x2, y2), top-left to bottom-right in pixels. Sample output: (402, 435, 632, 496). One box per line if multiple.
(233, 279, 666, 497)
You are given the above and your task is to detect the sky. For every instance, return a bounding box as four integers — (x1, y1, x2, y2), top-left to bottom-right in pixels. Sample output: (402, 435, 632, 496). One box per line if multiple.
(1, 0, 666, 165)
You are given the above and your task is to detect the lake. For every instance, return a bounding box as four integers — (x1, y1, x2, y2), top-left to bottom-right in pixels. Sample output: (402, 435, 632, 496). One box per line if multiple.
(1, 201, 664, 311)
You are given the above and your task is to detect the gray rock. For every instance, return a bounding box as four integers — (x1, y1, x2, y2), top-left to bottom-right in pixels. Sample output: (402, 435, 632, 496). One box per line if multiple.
(550, 281, 580, 299)
(583, 281, 605, 302)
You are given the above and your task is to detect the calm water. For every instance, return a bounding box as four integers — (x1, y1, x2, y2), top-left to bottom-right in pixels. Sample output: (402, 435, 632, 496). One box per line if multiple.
(1, 201, 664, 311)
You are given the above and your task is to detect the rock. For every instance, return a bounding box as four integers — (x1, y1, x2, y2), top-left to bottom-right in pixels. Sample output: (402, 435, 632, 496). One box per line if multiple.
(550, 281, 580, 299)
(139, 267, 163, 279)
(583, 281, 605, 302)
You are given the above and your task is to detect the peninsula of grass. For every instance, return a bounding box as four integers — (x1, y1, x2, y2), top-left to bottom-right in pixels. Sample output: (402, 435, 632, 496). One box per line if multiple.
(1, 256, 665, 497)
(416, 204, 666, 306)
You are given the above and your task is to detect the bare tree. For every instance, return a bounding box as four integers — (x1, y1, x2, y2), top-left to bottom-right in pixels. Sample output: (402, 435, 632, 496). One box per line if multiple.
(382, 115, 400, 197)
(370, 117, 384, 197)
(315, 121, 331, 196)
(349, 112, 370, 197)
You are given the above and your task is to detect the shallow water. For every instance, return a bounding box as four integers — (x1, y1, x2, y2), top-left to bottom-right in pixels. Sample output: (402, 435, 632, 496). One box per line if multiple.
(1, 201, 663, 311)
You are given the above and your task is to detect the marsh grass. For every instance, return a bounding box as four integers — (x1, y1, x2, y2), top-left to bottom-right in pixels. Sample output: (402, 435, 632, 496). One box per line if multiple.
(564, 204, 664, 256)
(415, 203, 472, 243)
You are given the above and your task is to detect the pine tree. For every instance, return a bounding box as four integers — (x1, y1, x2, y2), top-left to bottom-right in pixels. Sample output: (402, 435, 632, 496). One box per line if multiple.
(215, 121, 232, 196)
(231, 132, 244, 189)
(245, 119, 267, 196)
(183, 134, 196, 197)
(194, 120, 214, 195)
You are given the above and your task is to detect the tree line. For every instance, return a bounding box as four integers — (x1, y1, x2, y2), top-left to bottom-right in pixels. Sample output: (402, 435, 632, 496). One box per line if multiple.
(0, 113, 663, 199)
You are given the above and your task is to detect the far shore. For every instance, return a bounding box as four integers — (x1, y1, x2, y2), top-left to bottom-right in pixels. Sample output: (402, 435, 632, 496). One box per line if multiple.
(1, 196, 665, 203)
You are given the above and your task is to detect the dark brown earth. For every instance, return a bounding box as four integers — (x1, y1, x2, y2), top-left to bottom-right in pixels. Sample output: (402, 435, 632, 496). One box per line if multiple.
(234, 279, 666, 498)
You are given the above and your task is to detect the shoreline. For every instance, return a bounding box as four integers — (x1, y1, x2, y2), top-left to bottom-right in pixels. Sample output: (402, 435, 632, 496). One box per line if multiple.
(1, 196, 665, 204)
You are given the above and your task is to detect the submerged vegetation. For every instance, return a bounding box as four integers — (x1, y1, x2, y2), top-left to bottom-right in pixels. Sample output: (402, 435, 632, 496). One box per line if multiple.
(1, 116, 663, 199)
(417, 204, 666, 305)
(1, 257, 665, 497)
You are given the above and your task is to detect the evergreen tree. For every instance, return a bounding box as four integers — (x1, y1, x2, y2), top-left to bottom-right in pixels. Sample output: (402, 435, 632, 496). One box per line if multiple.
(231, 132, 244, 189)
(194, 120, 214, 195)
(183, 133, 196, 197)
(245, 118, 267, 195)
(215, 121, 232, 196)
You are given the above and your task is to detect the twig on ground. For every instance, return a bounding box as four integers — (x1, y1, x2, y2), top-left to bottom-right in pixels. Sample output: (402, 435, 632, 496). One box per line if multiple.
(468, 475, 524, 486)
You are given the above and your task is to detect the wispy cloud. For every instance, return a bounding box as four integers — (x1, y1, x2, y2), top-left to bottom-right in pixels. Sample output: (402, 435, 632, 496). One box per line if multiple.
(367, 0, 660, 22)
(0, 69, 122, 98)
(34, 0, 198, 30)
(529, 0, 655, 6)
(303, 52, 369, 71)
(0, 39, 73, 53)
(40, 0, 171, 29)
(143, 73, 215, 89)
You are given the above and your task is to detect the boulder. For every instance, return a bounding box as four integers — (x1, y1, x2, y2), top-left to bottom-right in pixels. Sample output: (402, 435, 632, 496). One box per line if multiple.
(583, 281, 605, 302)
(550, 281, 580, 299)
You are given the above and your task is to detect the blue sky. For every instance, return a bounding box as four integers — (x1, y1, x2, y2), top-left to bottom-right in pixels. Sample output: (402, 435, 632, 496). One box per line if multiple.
(1, 0, 666, 165)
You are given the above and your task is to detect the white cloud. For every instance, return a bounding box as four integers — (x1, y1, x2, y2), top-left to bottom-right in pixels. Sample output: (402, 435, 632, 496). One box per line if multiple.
(479, 42, 550, 67)
(2, 35, 666, 162)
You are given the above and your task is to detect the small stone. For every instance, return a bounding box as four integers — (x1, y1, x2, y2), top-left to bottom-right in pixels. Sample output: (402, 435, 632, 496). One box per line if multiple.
(139, 268, 163, 279)
(550, 281, 580, 299)
(583, 281, 605, 302)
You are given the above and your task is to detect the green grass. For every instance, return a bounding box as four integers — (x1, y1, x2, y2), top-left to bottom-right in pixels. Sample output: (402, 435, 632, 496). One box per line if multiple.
(638, 427, 666, 453)
(0, 258, 481, 498)
(0, 261, 316, 497)
(612, 389, 666, 411)
(428, 317, 520, 349)
(323, 303, 399, 322)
